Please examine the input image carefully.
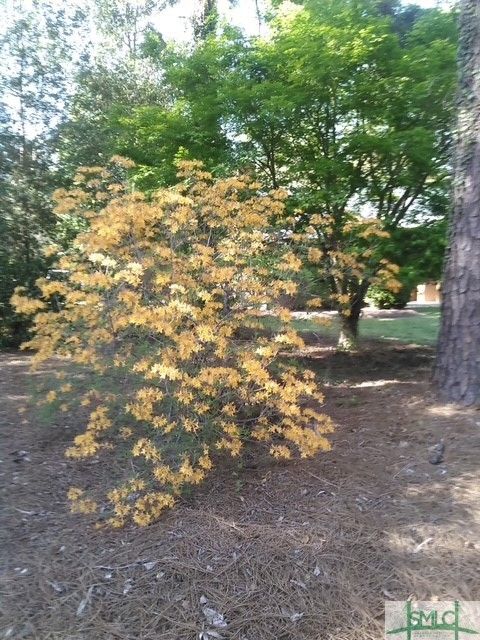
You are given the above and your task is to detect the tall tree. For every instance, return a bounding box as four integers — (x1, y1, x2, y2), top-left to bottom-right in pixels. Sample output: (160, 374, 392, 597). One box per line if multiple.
(58, 0, 173, 181)
(435, 0, 480, 405)
(147, 0, 456, 346)
(94, 0, 171, 59)
(109, 36, 232, 190)
(0, 1, 81, 344)
(61, 0, 456, 349)
(193, 0, 219, 42)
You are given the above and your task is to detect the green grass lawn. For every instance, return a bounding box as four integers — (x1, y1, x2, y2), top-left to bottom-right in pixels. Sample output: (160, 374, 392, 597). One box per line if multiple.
(359, 306, 440, 345)
(273, 305, 440, 346)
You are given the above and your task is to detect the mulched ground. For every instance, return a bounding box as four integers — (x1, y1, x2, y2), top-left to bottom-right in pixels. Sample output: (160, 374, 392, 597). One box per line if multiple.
(1, 344, 480, 640)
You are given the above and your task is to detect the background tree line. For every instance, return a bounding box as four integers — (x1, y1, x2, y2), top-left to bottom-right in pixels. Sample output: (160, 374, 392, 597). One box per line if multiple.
(0, 0, 457, 347)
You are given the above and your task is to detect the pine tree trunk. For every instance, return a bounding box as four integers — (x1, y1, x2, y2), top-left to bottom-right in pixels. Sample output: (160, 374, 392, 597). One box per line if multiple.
(434, 0, 480, 405)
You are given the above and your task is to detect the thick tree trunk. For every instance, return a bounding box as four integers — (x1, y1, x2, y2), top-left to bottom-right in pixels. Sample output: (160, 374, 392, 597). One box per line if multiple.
(338, 311, 360, 351)
(434, 0, 480, 405)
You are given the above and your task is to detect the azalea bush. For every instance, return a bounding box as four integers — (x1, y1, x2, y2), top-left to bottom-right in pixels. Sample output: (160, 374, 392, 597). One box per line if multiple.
(284, 212, 402, 347)
(298, 214, 402, 307)
(12, 160, 333, 527)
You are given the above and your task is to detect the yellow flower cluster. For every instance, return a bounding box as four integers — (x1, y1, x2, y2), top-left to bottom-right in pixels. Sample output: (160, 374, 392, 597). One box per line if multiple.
(13, 160, 333, 527)
(67, 487, 97, 514)
(297, 215, 401, 313)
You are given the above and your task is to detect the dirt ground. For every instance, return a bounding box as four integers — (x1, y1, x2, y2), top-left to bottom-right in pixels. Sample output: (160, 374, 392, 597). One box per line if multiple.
(1, 344, 480, 640)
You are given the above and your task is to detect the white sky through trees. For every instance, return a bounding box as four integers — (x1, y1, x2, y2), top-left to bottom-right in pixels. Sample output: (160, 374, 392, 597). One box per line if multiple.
(1, 0, 455, 44)
(156, 0, 453, 42)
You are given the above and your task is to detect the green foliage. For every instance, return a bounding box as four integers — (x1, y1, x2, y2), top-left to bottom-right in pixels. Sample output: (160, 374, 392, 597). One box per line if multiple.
(57, 0, 175, 183)
(94, 0, 174, 56)
(0, 2, 82, 346)
(0, 0, 457, 348)
(104, 0, 455, 345)
(367, 221, 447, 308)
(366, 284, 410, 309)
(107, 34, 239, 188)
(58, 65, 166, 180)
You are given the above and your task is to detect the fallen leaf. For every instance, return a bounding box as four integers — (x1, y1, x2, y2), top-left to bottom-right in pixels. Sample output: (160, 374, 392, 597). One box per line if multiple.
(76, 585, 95, 616)
(290, 579, 306, 589)
(412, 537, 433, 554)
(202, 606, 228, 628)
(123, 579, 133, 595)
(290, 612, 304, 623)
(48, 580, 65, 594)
(198, 631, 224, 640)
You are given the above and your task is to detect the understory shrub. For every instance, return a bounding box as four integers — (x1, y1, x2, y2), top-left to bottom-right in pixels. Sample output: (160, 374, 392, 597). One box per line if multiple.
(12, 160, 333, 527)
(367, 282, 414, 309)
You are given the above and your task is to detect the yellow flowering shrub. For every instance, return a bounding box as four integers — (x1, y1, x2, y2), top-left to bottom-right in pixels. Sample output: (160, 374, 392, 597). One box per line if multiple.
(286, 213, 401, 321)
(13, 160, 333, 527)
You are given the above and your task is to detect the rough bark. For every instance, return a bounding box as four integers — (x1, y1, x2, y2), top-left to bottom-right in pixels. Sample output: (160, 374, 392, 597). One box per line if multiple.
(338, 311, 360, 351)
(337, 281, 369, 350)
(434, 0, 480, 405)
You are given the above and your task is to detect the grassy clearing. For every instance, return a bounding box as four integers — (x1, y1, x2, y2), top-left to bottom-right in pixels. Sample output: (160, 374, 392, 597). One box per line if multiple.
(360, 306, 440, 345)
(266, 305, 440, 346)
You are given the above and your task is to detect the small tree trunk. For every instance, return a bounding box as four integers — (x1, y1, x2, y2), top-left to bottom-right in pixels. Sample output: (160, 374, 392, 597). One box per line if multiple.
(337, 281, 369, 350)
(434, 0, 480, 405)
(338, 311, 360, 350)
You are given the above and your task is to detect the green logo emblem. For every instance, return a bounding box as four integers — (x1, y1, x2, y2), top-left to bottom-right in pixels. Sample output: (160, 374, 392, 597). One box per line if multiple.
(386, 601, 479, 639)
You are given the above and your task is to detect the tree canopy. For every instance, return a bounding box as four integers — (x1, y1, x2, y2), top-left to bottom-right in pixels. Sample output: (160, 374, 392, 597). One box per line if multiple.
(0, 0, 457, 347)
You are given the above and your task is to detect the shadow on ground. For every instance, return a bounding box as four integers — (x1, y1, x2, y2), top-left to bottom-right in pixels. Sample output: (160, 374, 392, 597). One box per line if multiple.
(1, 345, 479, 640)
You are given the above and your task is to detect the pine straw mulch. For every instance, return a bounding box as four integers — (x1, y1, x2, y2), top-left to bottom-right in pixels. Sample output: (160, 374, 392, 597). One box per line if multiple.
(1, 344, 480, 640)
